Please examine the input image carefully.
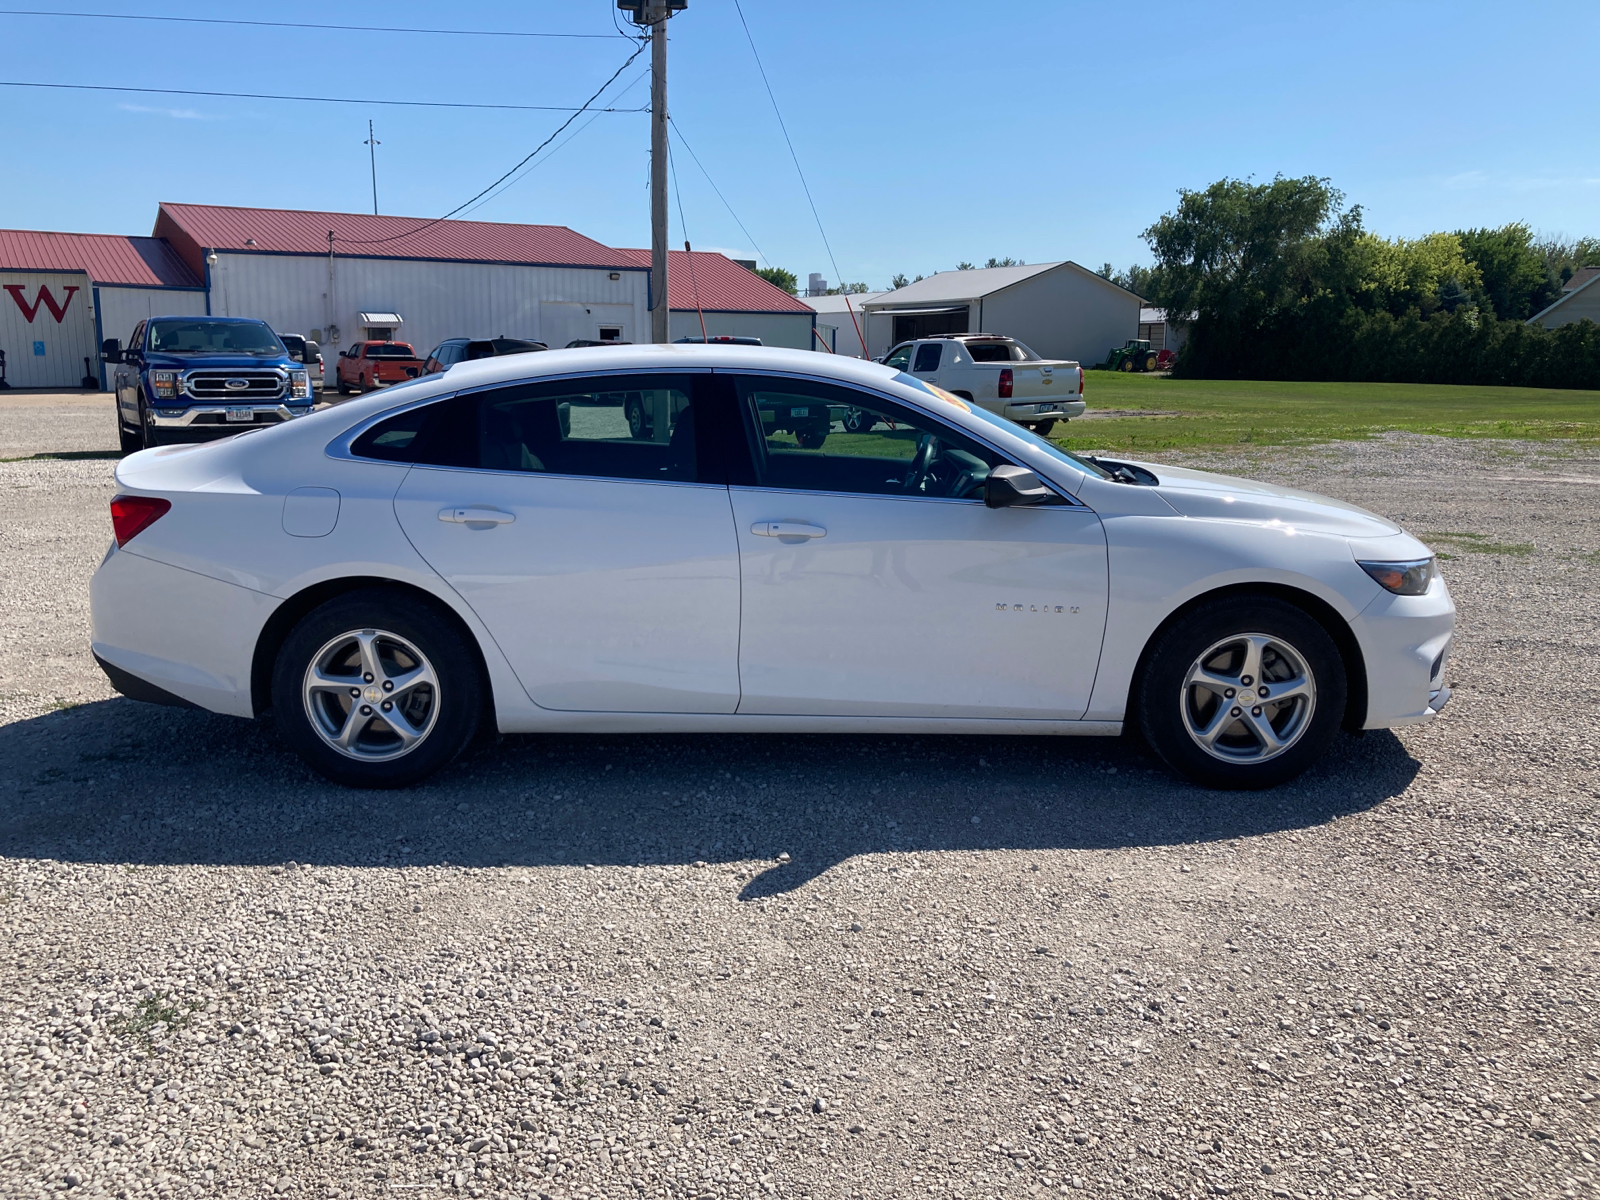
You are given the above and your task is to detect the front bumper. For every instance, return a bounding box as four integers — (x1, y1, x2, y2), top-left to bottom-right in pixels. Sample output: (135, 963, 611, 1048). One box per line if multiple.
(1001, 400, 1087, 421)
(146, 403, 314, 442)
(1351, 577, 1456, 729)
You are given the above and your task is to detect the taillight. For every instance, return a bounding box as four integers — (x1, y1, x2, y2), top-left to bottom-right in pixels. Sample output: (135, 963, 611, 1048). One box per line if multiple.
(1079, 367, 1084, 394)
(110, 494, 171, 547)
(998, 368, 1013, 399)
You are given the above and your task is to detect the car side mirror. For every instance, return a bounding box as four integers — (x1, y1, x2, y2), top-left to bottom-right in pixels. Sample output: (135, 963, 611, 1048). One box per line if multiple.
(101, 338, 121, 363)
(985, 464, 1053, 508)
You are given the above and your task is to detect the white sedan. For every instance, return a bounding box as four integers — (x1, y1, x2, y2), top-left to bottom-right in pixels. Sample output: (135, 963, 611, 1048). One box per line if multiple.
(90, 345, 1454, 790)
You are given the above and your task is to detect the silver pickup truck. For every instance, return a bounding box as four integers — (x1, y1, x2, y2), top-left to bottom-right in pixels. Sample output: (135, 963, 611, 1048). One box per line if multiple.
(881, 334, 1085, 435)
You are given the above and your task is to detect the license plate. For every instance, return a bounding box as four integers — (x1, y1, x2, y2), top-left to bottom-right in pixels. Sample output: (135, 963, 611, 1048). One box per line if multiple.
(225, 407, 253, 422)
(789, 407, 810, 417)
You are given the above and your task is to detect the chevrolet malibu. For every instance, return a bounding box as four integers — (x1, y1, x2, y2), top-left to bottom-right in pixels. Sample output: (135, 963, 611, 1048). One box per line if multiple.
(90, 346, 1453, 789)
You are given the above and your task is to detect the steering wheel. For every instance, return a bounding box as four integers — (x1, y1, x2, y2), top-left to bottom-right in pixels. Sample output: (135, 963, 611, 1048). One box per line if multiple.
(903, 434, 939, 493)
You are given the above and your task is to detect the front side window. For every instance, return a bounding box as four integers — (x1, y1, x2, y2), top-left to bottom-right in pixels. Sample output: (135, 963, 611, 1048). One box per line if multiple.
(148, 319, 284, 355)
(912, 342, 943, 372)
(883, 343, 913, 370)
(733, 376, 1000, 501)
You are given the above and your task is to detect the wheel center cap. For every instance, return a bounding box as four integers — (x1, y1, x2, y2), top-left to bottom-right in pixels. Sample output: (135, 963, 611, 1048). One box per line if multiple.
(363, 684, 383, 705)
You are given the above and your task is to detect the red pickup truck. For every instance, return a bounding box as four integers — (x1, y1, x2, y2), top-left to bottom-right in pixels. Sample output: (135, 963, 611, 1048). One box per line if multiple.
(335, 341, 424, 395)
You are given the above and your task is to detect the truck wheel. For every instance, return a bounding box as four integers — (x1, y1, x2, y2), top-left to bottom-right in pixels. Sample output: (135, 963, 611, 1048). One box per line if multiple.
(626, 398, 649, 439)
(336, 378, 350, 396)
(118, 412, 143, 456)
(1119, 357, 1134, 372)
(1135, 596, 1345, 790)
(1031, 420, 1056, 438)
(793, 425, 828, 450)
(271, 588, 484, 788)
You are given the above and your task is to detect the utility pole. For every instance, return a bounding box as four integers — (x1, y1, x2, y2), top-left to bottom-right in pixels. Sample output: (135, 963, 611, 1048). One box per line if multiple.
(621, 1, 686, 343)
(364, 120, 381, 215)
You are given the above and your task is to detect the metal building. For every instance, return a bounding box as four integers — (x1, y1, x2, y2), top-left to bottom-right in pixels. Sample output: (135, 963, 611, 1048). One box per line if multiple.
(0, 230, 204, 388)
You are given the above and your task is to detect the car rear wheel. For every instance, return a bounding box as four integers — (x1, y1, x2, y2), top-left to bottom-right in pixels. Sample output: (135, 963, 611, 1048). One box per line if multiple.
(271, 589, 483, 788)
(1135, 596, 1346, 789)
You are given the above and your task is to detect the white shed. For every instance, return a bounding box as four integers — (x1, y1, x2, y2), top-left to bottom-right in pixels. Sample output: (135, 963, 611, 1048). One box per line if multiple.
(1527, 269, 1600, 330)
(860, 262, 1141, 365)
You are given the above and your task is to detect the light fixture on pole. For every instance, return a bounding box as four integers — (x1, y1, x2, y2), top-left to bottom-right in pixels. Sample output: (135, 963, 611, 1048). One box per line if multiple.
(364, 119, 381, 215)
(619, 0, 687, 344)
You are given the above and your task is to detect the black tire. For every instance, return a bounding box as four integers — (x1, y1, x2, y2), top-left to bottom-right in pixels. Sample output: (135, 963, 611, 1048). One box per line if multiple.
(1142, 352, 1159, 372)
(1031, 419, 1056, 437)
(793, 425, 828, 449)
(271, 589, 484, 788)
(1135, 596, 1346, 790)
(625, 397, 649, 440)
(118, 413, 143, 456)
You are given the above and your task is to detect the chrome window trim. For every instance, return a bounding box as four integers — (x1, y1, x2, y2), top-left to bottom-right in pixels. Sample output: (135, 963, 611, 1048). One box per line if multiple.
(724, 367, 1089, 510)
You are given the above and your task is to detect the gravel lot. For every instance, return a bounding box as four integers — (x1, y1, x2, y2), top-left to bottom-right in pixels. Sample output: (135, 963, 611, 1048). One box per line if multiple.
(2, 397, 1597, 1200)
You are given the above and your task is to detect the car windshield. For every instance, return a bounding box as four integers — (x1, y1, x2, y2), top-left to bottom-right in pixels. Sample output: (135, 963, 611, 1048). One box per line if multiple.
(893, 372, 1110, 480)
(964, 339, 1040, 362)
(148, 319, 284, 355)
(366, 343, 416, 358)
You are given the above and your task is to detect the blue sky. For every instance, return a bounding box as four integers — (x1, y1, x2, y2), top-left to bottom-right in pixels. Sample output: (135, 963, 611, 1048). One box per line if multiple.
(3, 0, 1596, 289)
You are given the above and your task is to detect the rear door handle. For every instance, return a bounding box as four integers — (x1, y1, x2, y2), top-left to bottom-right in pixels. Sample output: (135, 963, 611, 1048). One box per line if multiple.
(751, 521, 826, 539)
(439, 507, 515, 525)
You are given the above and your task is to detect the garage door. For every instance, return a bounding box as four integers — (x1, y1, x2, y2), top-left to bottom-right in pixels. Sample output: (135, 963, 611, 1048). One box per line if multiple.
(0, 271, 97, 388)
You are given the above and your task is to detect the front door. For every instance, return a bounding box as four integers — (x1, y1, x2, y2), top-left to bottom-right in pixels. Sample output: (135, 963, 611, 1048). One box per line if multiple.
(723, 375, 1109, 718)
(115, 320, 145, 429)
(390, 371, 741, 713)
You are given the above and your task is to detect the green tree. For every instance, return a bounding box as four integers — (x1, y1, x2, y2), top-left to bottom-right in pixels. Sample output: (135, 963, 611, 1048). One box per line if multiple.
(754, 266, 798, 294)
(890, 273, 910, 289)
(826, 282, 870, 295)
(1455, 224, 1551, 320)
(957, 262, 975, 271)
(1351, 231, 1481, 316)
(984, 257, 1020, 268)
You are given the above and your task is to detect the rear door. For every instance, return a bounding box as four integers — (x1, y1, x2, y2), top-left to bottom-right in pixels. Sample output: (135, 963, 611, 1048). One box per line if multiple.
(389, 370, 741, 713)
(722, 374, 1109, 718)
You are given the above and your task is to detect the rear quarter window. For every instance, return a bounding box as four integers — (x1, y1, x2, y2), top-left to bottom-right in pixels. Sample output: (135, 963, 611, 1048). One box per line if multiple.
(348, 397, 474, 466)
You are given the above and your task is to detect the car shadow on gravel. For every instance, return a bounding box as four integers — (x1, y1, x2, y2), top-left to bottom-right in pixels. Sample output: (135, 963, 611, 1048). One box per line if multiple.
(0, 699, 1421, 896)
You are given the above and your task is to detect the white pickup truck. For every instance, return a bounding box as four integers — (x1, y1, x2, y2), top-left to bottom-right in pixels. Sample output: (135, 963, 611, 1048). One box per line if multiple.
(880, 334, 1085, 435)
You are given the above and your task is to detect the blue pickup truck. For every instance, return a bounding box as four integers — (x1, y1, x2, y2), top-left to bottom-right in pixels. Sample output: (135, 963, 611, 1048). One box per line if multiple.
(103, 316, 314, 454)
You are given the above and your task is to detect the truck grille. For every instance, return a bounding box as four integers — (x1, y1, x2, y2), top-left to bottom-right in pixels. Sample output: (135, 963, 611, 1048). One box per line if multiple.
(184, 370, 286, 401)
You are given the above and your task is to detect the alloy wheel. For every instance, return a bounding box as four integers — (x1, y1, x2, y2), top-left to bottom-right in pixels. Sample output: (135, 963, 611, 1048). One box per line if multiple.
(301, 628, 440, 762)
(1179, 632, 1316, 763)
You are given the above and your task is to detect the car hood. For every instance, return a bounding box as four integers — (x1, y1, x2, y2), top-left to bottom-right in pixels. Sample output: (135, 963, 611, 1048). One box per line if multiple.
(142, 352, 293, 370)
(1141, 462, 1402, 539)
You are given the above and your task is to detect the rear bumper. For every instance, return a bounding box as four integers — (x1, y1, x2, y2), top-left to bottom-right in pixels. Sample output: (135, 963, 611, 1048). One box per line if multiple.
(90, 544, 276, 717)
(1000, 400, 1087, 421)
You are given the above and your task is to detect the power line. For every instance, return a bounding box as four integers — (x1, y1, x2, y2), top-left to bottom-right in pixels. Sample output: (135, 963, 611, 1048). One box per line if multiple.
(668, 118, 771, 270)
(454, 66, 651, 221)
(730, 0, 845, 286)
(334, 39, 650, 247)
(0, 9, 629, 39)
(0, 78, 648, 114)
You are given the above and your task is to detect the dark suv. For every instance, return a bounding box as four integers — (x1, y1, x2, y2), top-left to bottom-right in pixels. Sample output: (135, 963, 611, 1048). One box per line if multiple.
(423, 336, 547, 375)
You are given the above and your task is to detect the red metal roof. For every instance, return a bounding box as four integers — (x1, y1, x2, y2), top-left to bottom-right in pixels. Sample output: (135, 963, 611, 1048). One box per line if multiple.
(617, 249, 812, 314)
(155, 203, 642, 276)
(0, 229, 200, 287)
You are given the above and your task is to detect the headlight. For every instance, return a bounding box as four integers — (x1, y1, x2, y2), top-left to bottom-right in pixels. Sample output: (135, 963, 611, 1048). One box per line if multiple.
(150, 370, 179, 399)
(289, 369, 311, 399)
(1358, 558, 1435, 596)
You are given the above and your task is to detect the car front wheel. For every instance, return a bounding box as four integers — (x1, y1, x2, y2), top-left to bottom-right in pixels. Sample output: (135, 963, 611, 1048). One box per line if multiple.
(1135, 596, 1346, 789)
(271, 589, 483, 787)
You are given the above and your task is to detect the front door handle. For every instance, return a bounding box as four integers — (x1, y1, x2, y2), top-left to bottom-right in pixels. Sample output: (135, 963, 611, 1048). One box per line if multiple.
(439, 506, 515, 525)
(751, 520, 826, 539)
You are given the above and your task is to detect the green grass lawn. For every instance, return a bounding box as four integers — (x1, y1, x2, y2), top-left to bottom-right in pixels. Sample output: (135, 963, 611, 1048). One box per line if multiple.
(1053, 373, 1600, 453)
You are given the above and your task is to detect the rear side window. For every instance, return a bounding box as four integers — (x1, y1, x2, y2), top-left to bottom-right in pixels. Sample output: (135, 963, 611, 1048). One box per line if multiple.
(349, 397, 475, 466)
(349, 374, 708, 483)
(474, 374, 696, 483)
(912, 343, 943, 372)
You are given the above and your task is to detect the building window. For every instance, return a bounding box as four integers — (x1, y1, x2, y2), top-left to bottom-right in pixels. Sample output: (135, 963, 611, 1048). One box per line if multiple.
(599, 326, 624, 342)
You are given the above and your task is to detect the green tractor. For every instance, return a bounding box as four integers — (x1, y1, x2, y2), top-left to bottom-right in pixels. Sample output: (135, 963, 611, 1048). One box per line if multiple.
(1105, 339, 1160, 373)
